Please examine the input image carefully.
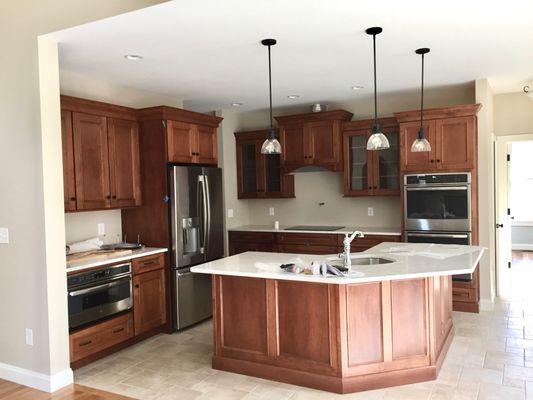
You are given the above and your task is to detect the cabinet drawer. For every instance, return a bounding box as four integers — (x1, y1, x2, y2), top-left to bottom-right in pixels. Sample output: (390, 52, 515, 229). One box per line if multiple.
(70, 312, 133, 363)
(278, 243, 338, 255)
(278, 233, 338, 246)
(133, 253, 165, 275)
(230, 242, 276, 256)
(452, 287, 473, 302)
(229, 231, 276, 243)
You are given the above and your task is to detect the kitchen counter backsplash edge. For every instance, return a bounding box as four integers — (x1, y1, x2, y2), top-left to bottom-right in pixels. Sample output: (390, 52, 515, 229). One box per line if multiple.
(228, 225, 402, 236)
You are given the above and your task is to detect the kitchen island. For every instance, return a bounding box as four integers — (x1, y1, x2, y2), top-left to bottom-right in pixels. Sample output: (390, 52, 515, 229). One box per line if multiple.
(191, 242, 484, 394)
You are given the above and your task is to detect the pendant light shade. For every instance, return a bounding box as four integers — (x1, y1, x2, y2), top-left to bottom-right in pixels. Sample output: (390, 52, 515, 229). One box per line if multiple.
(260, 38, 281, 155)
(365, 27, 390, 151)
(411, 48, 432, 153)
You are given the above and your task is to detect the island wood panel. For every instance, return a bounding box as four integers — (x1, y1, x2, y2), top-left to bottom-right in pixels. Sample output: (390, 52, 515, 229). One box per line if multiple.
(432, 276, 453, 356)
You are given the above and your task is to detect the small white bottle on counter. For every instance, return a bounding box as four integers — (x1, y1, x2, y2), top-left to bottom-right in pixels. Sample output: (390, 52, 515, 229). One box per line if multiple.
(274, 221, 280, 230)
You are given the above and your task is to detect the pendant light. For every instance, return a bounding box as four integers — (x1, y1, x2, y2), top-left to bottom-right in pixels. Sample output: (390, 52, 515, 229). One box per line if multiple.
(260, 38, 282, 154)
(411, 48, 432, 152)
(365, 27, 390, 151)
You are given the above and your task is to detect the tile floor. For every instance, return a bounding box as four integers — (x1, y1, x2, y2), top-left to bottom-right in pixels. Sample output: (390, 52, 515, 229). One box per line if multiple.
(74, 253, 533, 400)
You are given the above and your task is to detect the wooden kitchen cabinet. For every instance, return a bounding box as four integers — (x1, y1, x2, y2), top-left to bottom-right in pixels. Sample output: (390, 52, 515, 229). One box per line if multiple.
(133, 266, 167, 336)
(228, 231, 277, 255)
(395, 104, 480, 172)
(276, 110, 353, 173)
(235, 130, 294, 199)
(343, 118, 400, 196)
(166, 121, 218, 165)
(61, 96, 142, 212)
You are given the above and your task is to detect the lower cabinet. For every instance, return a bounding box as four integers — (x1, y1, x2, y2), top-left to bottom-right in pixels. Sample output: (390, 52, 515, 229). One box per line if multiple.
(133, 268, 167, 336)
(452, 266, 480, 312)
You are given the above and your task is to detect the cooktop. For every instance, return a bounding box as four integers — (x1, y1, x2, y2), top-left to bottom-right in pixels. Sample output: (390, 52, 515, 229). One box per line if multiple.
(284, 225, 345, 231)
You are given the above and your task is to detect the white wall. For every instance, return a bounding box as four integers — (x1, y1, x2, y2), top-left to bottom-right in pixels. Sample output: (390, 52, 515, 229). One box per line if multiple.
(64, 210, 123, 245)
(0, 0, 165, 391)
(494, 92, 533, 135)
(224, 83, 474, 230)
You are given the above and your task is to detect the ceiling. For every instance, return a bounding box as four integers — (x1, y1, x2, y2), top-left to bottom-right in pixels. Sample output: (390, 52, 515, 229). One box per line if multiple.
(48, 0, 533, 112)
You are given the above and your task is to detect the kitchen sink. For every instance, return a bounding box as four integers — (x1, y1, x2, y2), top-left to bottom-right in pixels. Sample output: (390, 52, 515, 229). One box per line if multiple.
(329, 256, 395, 266)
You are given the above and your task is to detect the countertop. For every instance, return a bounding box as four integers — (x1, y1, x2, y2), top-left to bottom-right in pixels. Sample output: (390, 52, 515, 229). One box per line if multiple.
(191, 242, 484, 285)
(67, 247, 168, 273)
(228, 225, 402, 236)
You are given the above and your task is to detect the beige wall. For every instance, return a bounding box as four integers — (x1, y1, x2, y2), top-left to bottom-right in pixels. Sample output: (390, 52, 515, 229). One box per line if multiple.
(0, 0, 165, 387)
(224, 84, 474, 230)
(65, 210, 123, 245)
(475, 79, 496, 304)
(494, 92, 533, 135)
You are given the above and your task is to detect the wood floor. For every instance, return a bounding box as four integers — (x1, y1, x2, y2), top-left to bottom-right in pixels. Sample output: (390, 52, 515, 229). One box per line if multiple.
(0, 379, 132, 400)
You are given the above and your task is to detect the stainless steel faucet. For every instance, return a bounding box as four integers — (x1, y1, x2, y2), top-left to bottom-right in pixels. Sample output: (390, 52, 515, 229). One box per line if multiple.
(341, 231, 364, 270)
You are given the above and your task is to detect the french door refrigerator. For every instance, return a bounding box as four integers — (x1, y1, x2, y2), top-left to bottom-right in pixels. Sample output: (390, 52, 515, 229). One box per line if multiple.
(169, 165, 224, 330)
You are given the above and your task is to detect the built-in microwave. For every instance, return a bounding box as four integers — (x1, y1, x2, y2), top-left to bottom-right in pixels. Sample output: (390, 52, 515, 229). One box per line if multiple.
(404, 173, 471, 232)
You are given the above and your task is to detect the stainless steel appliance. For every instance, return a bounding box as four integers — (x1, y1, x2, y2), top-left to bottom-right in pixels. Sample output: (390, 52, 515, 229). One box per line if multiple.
(67, 263, 132, 329)
(169, 165, 224, 330)
(404, 173, 471, 232)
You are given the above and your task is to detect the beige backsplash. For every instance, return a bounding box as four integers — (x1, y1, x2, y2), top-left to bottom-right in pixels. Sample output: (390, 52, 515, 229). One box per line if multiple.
(64, 209, 123, 245)
(246, 170, 402, 228)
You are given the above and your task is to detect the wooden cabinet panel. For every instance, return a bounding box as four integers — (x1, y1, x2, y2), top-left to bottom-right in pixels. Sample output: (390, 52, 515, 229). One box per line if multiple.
(197, 125, 218, 165)
(61, 110, 76, 211)
(108, 118, 141, 208)
(69, 312, 133, 363)
(391, 279, 427, 360)
(306, 120, 341, 169)
(346, 283, 383, 366)
(280, 124, 306, 169)
(230, 241, 276, 255)
(433, 276, 453, 355)
(218, 276, 268, 357)
(167, 120, 195, 163)
(435, 116, 476, 170)
(132, 253, 165, 275)
(399, 121, 436, 172)
(278, 243, 338, 255)
(133, 268, 166, 336)
(72, 112, 111, 210)
(277, 233, 338, 246)
(277, 281, 334, 368)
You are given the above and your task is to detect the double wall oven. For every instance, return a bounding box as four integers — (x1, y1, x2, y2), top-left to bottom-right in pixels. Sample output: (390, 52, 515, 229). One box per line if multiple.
(404, 172, 473, 281)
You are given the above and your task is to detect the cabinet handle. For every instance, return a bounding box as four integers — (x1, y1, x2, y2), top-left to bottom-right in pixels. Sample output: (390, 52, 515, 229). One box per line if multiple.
(430, 160, 435, 163)
(134, 284, 140, 288)
(368, 186, 372, 189)
(106, 195, 111, 199)
(142, 260, 157, 267)
(437, 159, 441, 163)
(112, 327, 125, 334)
(374, 186, 378, 189)
(112, 195, 117, 199)
(70, 197, 76, 201)
(79, 340, 92, 347)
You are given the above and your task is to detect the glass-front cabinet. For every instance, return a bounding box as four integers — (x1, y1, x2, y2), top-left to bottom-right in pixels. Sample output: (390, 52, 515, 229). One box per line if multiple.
(343, 118, 400, 196)
(235, 130, 294, 199)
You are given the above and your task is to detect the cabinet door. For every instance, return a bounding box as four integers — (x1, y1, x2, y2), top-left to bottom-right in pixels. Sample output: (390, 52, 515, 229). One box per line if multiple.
(435, 116, 476, 170)
(72, 112, 110, 210)
(264, 153, 282, 194)
(236, 140, 262, 198)
(107, 118, 141, 208)
(167, 120, 195, 163)
(306, 120, 341, 170)
(133, 268, 167, 335)
(344, 130, 373, 196)
(372, 131, 400, 195)
(400, 120, 436, 172)
(280, 124, 306, 171)
(196, 125, 218, 165)
(61, 110, 77, 211)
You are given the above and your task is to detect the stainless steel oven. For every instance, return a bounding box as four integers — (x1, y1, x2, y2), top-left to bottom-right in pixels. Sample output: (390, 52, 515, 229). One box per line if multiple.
(405, 231, 473, 281)
(67, 263, 132, 329)
(404, 173, 471, 232)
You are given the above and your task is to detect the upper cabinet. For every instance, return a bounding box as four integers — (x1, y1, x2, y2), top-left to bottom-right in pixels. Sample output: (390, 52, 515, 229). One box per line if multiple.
(276, 110, 353, 173)
(395, 104, 480, 173)
(234, 130, 295, 199)
(137, 106, 221, 166)
(61, 96, 141, 212)
(342, 118, 400, 197)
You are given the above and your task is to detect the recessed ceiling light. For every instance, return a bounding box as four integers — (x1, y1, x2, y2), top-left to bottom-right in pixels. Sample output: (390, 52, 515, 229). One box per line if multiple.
(124, 54, 143, 60)
(351, 85, 364, 90)
(287, 95, 300, 99)
(231, 102, 243, 107)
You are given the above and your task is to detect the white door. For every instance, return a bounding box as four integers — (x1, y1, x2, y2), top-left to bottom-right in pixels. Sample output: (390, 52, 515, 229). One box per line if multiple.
(495, 140, 513, 298)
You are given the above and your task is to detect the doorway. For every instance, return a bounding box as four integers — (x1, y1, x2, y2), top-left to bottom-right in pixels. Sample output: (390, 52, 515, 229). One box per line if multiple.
(495, 135, 533, 300)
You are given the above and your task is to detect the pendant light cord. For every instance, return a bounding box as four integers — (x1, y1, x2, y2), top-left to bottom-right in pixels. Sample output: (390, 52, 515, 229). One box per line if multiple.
(419, 52, 425, 137)
(372, 33, 378, 130)
(268, 44, 274, 136)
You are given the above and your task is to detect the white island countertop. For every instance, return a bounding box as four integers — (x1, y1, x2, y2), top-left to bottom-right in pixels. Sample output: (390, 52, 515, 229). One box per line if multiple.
(191, 242, 484, 284)
(228, 225, 402, 236)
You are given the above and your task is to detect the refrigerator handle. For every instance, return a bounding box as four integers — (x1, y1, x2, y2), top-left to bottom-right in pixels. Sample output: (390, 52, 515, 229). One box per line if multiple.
(204, 173, 211, 254)
(198, 175, 208, 254)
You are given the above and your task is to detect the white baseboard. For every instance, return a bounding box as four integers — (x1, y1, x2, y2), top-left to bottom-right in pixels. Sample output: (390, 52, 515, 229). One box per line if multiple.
(0, 362, 73, 392)
(480, 298, 495, 311)
(512, 243, 533, 251)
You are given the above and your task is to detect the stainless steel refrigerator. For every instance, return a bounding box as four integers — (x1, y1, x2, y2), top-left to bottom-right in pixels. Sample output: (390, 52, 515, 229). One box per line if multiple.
(169, 165, 224, 330)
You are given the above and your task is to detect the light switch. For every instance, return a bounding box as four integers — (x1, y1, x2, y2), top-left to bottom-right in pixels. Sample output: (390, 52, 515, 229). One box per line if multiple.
(97, 223, 105, 236)
(269, 207, 275, 216)
(0, 227, 9, 244)
(25, 328, 33, 346)
(227, 209, 234, 218)
(367, 207, 374, 217)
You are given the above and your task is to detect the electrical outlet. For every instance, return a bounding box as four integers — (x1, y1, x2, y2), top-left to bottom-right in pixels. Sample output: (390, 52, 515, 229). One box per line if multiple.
(25, 328, 33, 346)
(227, 209, 234, 218)
(0, 227, 9, 244)
(367, 207, 374, 217)
(269, 207, 275, 216)
(97, 223, 105, 236)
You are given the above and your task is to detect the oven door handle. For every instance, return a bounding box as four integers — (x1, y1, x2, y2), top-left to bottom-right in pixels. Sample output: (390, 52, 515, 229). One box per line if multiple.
(68, 276, 131, 297)
(405, 186, 468, 191)
(406, 233, 469, 239)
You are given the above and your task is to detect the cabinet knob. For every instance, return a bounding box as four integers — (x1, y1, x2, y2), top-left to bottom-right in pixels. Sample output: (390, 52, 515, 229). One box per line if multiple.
(70, 197, 76, 201)
(374, 186, 378, 189)
(430, 160, 435, 163)
(134, 284, 140, 288)
(106, 195, 111, 199)
(436, 159, 441, 163)
(112, 195, 117, 199)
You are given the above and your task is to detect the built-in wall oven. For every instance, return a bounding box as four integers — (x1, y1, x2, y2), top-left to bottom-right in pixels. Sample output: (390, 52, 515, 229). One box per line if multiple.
(404, 172, 473, 282)
(67, 262, 132, 329)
